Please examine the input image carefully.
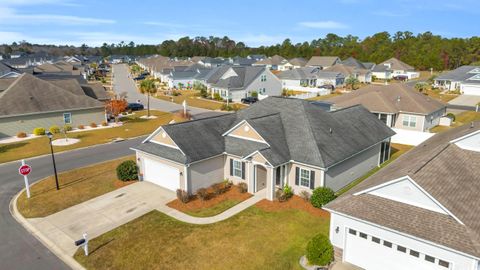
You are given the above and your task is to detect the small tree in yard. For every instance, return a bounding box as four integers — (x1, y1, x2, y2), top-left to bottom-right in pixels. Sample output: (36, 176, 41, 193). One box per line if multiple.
(345, 76, 359, 90)
(116, 160, 138, 181)
(140, 79, 157, 117)
(415, 82, 429, 93)
(105, 95, 128, 122)
(310, 187, 336, 208)
(306, 234, 334, 266)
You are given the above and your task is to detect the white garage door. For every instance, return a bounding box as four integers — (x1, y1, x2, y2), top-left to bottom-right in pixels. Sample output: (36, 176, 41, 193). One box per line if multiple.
(143, 158, 180, 191)
(345, 229, 449, 270)
(462, 85, 480, 96)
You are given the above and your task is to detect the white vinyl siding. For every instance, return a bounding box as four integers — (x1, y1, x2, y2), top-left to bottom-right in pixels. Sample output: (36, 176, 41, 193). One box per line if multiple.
(402, 115, 417, 128)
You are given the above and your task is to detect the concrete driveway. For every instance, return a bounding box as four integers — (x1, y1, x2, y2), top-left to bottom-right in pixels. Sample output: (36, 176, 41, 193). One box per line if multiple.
(28, 182, 175, 256)
(448, 95, 480, 107)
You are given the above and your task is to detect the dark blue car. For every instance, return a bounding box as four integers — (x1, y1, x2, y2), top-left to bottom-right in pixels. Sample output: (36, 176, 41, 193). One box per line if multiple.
(127, 103, 144, 111)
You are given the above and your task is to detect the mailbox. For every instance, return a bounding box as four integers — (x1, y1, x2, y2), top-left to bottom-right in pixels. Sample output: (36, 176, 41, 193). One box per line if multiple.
(75, 238, 86, 246)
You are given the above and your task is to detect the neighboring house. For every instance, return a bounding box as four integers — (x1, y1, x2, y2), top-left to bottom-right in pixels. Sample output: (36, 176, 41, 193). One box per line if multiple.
(198, 57, 227, 68)
(306, 56, 341, 69)
(280, 58, 307, 70)
(326, 63, 372, 83)
(372, 57, 419, 80)
(327, 84, 446, 132)
(0, 62, 22, 78)
(209, 66, 282, 101)
(434, 65, 480, 95)
(325, 123, 480, 270)
(0, 74, 105, 138)
(253, 55, 289, 70)
(230, 56, 257, 66)
(247, 54, 266, 61)
(166, 68, 215, 89)
(277, 67, 346, 90)
(132, 97, 394, 200)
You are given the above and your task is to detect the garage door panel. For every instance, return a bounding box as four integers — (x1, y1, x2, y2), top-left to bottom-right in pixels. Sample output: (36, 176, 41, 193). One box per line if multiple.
(462, 85, 480, 96)
(345, 231, 446, 270)
(143, 158, 180, 191)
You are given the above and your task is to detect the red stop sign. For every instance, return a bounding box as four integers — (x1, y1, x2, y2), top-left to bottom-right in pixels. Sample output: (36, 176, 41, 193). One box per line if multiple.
(19, 164, 31, 176)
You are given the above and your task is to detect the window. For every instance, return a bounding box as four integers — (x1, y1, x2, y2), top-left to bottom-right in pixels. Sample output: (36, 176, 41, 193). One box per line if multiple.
(438, 260, 450, 268)
(371, 237, 380, 244)
(410, 250, 420, 258)
(299, 168, 310, 188)
(397, 245, 406, 253)
(425, 255, 435, 263)
(380, 114, 388, 125)
(383, 241, 392, 248)
(402, 115, 417, 128)
(260, 74, 267, 82)
(359, 232, 367, 239)
(233, 160, 242, 178)
(63, 113, 72, 124)
(348, 229, 356, 235)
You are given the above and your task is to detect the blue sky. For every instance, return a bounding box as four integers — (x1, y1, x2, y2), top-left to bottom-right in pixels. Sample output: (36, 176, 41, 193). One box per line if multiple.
(0, 0, 478, 47)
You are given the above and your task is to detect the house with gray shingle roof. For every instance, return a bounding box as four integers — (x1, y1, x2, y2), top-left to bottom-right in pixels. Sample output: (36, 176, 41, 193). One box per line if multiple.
(132, 97, 394, 200)
(325, 122, 480, 270)
(434, 65, 480, 95)
(0, 74, 105, 138)
(209, 66, 282, 101)
(0, 62, 22, 78)
(277, 67, 346, 90)
(306, 56, 341, 69)
(372, 57, 419, 80)
(253, 55, 289, 70)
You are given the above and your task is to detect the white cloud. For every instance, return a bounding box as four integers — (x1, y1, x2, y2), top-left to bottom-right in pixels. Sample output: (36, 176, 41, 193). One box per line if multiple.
(298, 21, 348, 29)
(0, 7, 115, 25)
(0, 0, 80, 6)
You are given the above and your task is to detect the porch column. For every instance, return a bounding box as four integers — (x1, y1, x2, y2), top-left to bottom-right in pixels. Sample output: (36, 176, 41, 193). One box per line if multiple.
(247, 161, 255, 194)
(266, 167, 275, 201)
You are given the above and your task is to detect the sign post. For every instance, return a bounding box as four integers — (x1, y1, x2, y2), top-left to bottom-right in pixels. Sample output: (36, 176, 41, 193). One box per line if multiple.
(18, 160, 31, 198)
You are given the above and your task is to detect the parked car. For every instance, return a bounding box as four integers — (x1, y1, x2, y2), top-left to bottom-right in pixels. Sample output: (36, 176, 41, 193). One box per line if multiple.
(133, 75, 145, 81)
(241, 97, 258, 104)
(127, 103, 144, 111)
(318, 85, 334, 90)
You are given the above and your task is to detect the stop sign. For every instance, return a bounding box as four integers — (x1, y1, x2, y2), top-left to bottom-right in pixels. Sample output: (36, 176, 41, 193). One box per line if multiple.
(19, 164, 31, 176)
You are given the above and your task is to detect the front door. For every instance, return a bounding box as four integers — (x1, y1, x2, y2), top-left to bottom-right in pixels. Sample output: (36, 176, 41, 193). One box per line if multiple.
(255, 165, 267, 192)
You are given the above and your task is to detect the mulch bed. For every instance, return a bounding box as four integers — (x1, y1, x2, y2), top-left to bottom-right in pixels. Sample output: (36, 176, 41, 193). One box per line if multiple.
(167, 185, 252, 212)
(256, 195, 330, 218)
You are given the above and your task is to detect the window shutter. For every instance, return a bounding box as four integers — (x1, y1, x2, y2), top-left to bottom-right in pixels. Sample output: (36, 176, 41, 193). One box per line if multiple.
(229, 159, 233, 176)
(241, 162, 245, 180)
(310, 171, 315, 190)
(295, 167, 299, 185)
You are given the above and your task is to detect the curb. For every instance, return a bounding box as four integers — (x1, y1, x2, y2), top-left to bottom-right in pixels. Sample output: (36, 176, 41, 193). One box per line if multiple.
(9, 189, 86, 270)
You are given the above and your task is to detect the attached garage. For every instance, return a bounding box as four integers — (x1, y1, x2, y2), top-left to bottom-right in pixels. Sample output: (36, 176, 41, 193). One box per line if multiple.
(143, 157, 180, 191)
(461, 84, 480, 96)
(344, 228, 450, 270)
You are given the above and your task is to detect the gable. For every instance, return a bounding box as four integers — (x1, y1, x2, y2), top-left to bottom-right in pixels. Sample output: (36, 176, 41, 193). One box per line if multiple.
(467, 74, 480, 81)
(150, 128, 179, 149)
(468, 68, 480, 74)
(227, 122, 267, 143)
(250, 152, 270, 165)
(220, 68, 238, 79)
(451, 130, 480, 152)
(364, 177, 448, 215)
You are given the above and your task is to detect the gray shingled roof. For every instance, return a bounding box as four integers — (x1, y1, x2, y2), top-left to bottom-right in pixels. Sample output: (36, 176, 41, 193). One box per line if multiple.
(134, 97, 394, 168)
(210, 66, 265, 90)
(306, 56, 340, 67)
(373, 57, 415, 72)
(326, 122, 480, 258)
(435, 65, 480, 85)
(277, 67, 345, 80)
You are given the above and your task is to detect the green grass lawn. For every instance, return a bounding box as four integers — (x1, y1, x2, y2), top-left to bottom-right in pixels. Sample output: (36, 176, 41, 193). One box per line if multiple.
(0, 110, 176, 164)
(184, 199, 241, 217)
(17, 156, 135, 218)
(156, 90, 247, 111)
(430, 111, 480, 133)
(336, 143, 413, 196)
(74, 207, 329, 270)
(306, 92, 342, 101)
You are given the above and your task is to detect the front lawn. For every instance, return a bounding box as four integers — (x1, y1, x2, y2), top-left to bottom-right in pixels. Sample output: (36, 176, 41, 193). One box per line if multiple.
(430, 111, 480, 133)
(156, 90, 246, 111)
(0, 110, 177, 164)
(306, 92, 342, 101)
(17, 156, 136, 218)
(421, 89, 458, 103)
(75, 198, 330, 270)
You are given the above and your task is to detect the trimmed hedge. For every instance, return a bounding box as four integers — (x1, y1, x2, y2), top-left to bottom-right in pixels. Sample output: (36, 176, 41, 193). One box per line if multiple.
(16, 132, 27, 138)
(116, 160, 138, 181)
(49, 125, 61, 134)
(64, 125, 73, 131)
(33, 127, 46, 136)
(306, 234, 334, 266)
(310, 187, 336, 208)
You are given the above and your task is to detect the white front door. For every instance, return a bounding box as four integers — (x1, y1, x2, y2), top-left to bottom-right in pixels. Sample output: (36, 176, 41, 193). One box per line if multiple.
(143, 158, 180, 191)
(344, 229, 449, 270)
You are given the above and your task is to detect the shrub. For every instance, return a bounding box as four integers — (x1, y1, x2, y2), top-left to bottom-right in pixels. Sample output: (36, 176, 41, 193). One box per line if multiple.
(310, 187, 336, 208)
(49, 125, 60, 134)
(63, 125, 72, 132)
(196, 188, 210, 201)
(172, 90, 180, 96)
(306, 234, 334, 266)
(16, 132, 27, 138)
(212, 182, 227, 195)
(446, 113, 456, 122)
(78, 125, 85, 129)
(277, 184, 294, 202)
(116, 160, 138, 181)
(250, 91, 258, 98)
(300, 190, 311, 202)
(33, 127, 46, 136)
(237, 182, 248, 193)
(176, 189, 190, 203)
(90, 122, 97, 128)
(101, 121, 108, 126)
(213, 92, 222, 101)
(232, 104, 242, 111)
(283, 184, 293, 198)
(223, 178, 233, 189)
(221, 104, 233, 111)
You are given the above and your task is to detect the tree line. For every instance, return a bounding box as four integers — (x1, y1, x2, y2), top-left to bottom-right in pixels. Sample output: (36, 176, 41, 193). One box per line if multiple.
(2, 31, 479, 70)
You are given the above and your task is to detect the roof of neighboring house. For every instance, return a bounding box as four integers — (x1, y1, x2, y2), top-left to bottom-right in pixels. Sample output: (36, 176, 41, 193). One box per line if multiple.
(373, 57, 415, 72)
(36, 73, 88, 84)
(325, 63, 370, 77)
(210, 66, 266, 90)
(134, 97, 394, 168)
(190, 56, 206, 63)
(254, 55, 287, 66)
(81, 83, 110, 101)
(340, 57, 367, 69)
(205, 65, 232, 84)
(0, 62, 21, 77)
(231, 57, 257, 66)
(326, 122, 480, 258)
(306, 56, 340, 67)
(288, 58, 307, 67)
(362, 62, 376, 70)
(248, 54, 266, 61)
(435, 65, 480, 85)
(327, 83, 446, 115)
(0, 74, 103, 117)
(34, 61, 75, 73)
(277, 67, 345, 80)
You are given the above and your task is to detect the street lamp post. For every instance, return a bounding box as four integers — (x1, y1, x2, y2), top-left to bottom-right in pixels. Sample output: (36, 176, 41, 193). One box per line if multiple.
(46, 131, 60, 190)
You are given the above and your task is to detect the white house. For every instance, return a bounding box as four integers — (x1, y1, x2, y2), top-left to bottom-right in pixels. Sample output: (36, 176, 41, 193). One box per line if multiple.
(434, 66, 480, 95)
(372, 57, 419, 80)
(277, 67, 345, 91)
(325, 124, 480, 270)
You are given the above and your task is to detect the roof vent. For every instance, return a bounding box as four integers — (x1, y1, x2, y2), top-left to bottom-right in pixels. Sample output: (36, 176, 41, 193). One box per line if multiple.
(329, 128, 333, 134)
(396, 96, 401, 102)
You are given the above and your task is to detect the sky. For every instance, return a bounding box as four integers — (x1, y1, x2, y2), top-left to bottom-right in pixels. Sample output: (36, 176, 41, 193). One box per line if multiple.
(0, 0, 478, 47)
